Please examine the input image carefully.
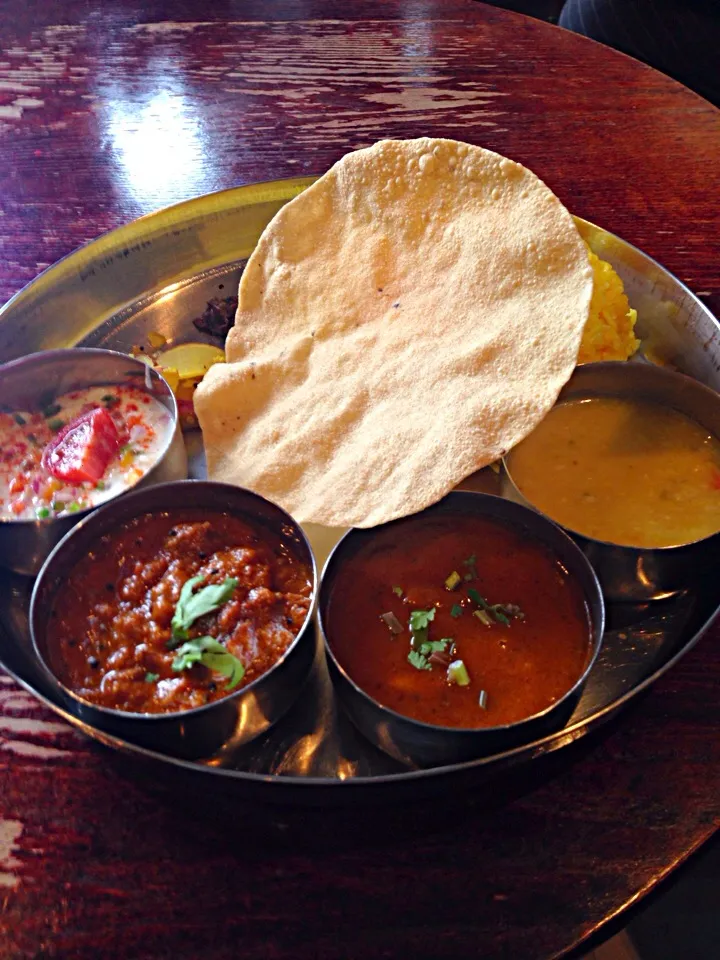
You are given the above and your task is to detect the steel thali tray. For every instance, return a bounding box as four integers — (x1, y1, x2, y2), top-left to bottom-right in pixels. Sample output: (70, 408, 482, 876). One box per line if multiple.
(0, 178, 718, 804)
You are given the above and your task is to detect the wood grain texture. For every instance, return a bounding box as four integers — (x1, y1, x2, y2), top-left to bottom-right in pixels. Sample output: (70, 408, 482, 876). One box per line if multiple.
(0, 2, 719, 958)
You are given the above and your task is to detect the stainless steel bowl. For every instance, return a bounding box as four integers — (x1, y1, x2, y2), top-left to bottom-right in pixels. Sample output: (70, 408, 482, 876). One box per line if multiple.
(0, 347, 187, 575)
(502, 361, 720, 602)
(29, 480, 318, 760)
(319, 491, 605, 768)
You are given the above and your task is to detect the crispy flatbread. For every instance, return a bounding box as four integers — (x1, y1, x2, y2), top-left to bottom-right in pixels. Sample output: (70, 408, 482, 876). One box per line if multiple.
(196, 138, 593, 527)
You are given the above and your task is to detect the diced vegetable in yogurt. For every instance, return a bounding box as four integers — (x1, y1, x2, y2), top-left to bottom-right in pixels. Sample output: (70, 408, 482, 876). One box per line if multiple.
(0, 385, 172, 521)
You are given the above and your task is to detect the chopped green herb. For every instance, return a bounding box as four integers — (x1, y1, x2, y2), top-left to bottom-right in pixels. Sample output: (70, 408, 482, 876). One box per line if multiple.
(419, 639, 450, 656)
(42, 403, 62, 419)
(380, 611, 403, 635)
(66, 502, 81, 514)
(444, 570, 462, 591)
(450, 603, 463, 619)
(408, 607, 436, 650)
(169, 576, 239, 647)
(101, 394, 117, 403)
(13, 414, 26, 426)
(500, 603, 525, 621)
(171, 636, 245, 688)
(51, 501, 63, 512)
(473, 609, 493, 627)
(36, 506, 50, 520)
(491, 605, 510, 625)
(478, 690, 488, 710)
(95, 480, 106, 491)
(462, 553, 478, 580)
(468, 588, 521, 625)
(48, 418, 65, 432)
(391, 585, 403, 598)
(447, 659, 471, 686)
(409, 608, 435, 632)
(407, 649, 432, 671)
(119, 443, 133, 455)
(145, 672, 160, 683)
(467, 587, 488, 609)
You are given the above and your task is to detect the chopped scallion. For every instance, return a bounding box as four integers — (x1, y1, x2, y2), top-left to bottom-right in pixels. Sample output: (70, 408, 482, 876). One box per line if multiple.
(145, 672, 160, 683)
(478, 690, 488, 710)
(36, 506, 50, 520)
(450, 603, 463, 619)
(380, 611, 403, 635)
(447, 659, 471, 686)
(42, 403, 62, 419)
(444, 570, 461, 591)
(66, 502, 80, 514)
(391, 585, 403, 598)
(467, 587, 488, 609)
(13, 414, 26, 426)
(491, 606, 510, 625)
(473, 609, 493, 627)
(48, 418, 65, 432)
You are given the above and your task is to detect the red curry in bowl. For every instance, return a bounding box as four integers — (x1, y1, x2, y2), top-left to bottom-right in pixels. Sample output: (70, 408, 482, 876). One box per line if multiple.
(325, 511, 593, 729)
(45, 509, 313, 714)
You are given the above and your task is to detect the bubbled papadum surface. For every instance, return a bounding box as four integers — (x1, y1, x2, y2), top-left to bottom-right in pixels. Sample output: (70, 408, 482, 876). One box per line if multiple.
(195, 138, 593, 528)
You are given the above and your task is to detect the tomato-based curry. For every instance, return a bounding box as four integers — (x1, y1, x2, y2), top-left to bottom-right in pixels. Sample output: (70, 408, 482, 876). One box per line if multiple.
(46, 510, 313, 714)
(326, 513, 592, 729)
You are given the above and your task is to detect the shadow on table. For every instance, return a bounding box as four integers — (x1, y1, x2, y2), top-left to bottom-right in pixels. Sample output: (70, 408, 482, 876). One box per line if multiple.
(102, 702, 638, 858)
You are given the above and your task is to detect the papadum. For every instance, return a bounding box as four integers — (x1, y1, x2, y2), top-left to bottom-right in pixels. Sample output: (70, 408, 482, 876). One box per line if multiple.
(195, 138, 593, 528)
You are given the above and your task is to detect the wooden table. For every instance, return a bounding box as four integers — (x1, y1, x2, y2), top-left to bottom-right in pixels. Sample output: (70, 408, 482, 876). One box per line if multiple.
(1, 3, 719, 958)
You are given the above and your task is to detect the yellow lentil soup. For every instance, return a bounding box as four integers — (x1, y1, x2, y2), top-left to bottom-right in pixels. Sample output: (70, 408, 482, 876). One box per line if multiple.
(506, 396, 720, 548)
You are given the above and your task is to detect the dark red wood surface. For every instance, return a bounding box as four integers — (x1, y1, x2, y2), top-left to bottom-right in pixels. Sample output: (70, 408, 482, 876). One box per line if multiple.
(0, 3, 719, 958)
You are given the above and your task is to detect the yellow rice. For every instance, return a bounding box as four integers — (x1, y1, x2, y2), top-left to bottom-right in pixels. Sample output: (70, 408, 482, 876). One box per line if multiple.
(577, 248, 640, 364)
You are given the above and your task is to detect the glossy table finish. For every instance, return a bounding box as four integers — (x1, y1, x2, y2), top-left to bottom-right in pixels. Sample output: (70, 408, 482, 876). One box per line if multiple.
(0, 3, 719, 958)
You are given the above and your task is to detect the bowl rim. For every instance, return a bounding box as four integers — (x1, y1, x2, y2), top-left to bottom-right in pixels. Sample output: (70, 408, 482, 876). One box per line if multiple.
(502, 360, 720, 553)
(0, 346, 181, 529)
(29, 478, 318, 722)
(318, 490, 605, 738)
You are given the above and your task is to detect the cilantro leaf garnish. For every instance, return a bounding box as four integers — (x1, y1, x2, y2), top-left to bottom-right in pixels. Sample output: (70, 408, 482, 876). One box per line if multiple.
(145, 672, 159, 683)
(171, 636, 245, 689)
(392, 585, 404, 598)
(170, 576, 239, 646)
(419, 641, 445, 656)
(409, 608, 435, 631)
(450, 603, 463, 619)
(408, 607, 436, 651)
(408, 650, 432, 671)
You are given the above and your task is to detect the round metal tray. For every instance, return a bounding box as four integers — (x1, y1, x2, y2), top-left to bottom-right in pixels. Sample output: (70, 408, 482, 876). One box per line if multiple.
(0, 179, 718, 804)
